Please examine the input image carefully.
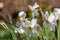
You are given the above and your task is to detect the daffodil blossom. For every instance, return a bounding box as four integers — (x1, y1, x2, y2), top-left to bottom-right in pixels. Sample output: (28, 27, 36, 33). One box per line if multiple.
(28, 2, 39, 18)
(43, 11, 57, 30)
(25, 18, 39, 37)
(15, 11, 26, 34)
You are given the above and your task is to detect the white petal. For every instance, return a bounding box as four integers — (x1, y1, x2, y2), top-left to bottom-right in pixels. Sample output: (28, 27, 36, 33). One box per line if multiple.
(24, 19, 31, 27)
(48, 13, 56, 23)
(49, 23, 55, 30)
(32, 9, 38, 18)
(18, 27, 25, 34)
(54, 8, 60, 14)
(33, 2, 39, 9)
(15, 30, 18, 33)
(31, 19, 37, 27)
(43, 21, 49, 27)
(28, 29, 39, 37)
(18, 11, 26, 18)
(44, 11, 49, 19)
(32, 29, 39, 36)
(28, 5, 33, 10)
(20, 29, 25, 34)
(16, 21, 22, 27)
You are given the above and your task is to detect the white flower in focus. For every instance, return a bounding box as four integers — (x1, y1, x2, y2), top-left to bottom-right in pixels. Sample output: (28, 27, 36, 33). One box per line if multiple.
(43, 11, 57, 30)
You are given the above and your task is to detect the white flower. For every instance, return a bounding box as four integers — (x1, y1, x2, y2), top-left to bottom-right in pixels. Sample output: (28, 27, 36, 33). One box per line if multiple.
(15, 11, 27, 34)
(43, 11, 57, 30)
(28, 2, 39, 11)
(17, 11, 26, 23)
(32, 2, 39, 10)
(25, 18, 39, 37)
(28, 2, 39, 18)
(16, 11, 26, 27)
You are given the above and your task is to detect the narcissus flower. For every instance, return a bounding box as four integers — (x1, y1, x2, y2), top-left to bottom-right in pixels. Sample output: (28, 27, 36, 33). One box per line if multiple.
(43, 11, 57, 30)
(26, 19, 39, 37)
(28, 2, 39, 18)
(15, 11, 26, 34)
(17, 11, 26, 22)
(28, 2, 39, 11)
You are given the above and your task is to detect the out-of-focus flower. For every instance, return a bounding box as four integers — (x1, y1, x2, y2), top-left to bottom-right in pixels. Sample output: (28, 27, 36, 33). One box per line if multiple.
(43, 11, 57, 30)
(28, 2, 39, 18)
(0, 3, 4, 9)
(28, 2, 39, 11)
(15, 11, 26, 34)
(16, 11, 26, 27)
(17, 11, 26, 22)
(53, 8, 60, 20)
(26, 18, 39, 37)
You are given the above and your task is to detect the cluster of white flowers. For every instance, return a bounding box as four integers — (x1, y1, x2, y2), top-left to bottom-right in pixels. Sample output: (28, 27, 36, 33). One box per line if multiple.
(15, 2, 39, 37)
(43, 8, 60, 30)
(15, 2, 60, 37)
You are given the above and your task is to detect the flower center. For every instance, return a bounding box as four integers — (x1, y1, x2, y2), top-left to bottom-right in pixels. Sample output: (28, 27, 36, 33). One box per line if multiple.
(29, 26, 33, 31)
(46, 19, 50, 24)
(18, 17, 23, 22)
